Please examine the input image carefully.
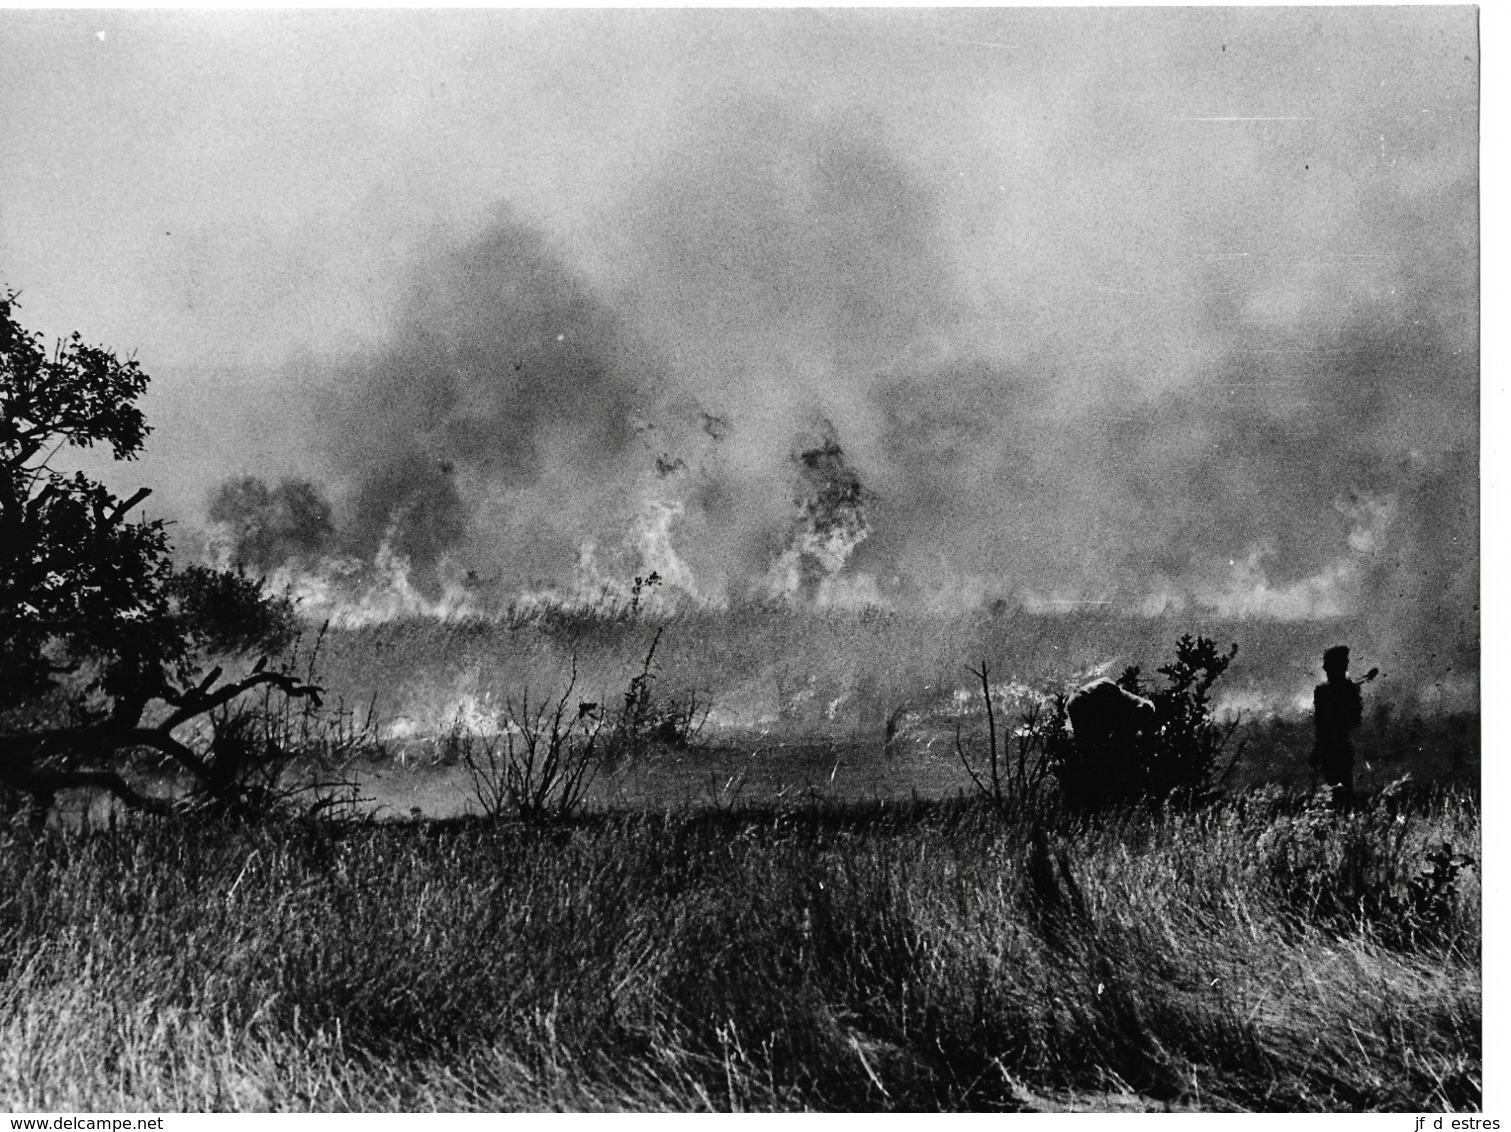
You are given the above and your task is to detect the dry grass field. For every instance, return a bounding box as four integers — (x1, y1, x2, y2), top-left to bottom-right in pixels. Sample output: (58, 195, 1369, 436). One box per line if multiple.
(0, 605, 1481, 1112)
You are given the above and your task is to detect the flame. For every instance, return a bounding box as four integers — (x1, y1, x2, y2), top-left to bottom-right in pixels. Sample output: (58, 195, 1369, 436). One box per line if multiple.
(573, 491, 709, 610)
(207, 475, 1403, 635)
(760, 495, 874, 605)
(264, 541, 486, 627)
(383, 689, 506, 743)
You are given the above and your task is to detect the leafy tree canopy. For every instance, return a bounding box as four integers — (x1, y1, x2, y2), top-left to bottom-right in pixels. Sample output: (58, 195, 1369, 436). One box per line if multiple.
(1, 289, 314, 819)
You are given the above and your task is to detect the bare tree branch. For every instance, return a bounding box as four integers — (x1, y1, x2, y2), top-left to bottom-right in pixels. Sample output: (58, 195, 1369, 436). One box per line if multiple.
(104, 486, 152, 527)
(0, 667, 323, 813)
(159, 669, 321, 729)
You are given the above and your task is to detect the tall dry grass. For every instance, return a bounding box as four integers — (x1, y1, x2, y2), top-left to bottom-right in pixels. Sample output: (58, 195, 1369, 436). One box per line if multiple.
(0, 786, 1478, 1112)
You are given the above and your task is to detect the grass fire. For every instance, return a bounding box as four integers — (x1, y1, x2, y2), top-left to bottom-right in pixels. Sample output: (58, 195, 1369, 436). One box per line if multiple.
(0, 7, 1480, 1115)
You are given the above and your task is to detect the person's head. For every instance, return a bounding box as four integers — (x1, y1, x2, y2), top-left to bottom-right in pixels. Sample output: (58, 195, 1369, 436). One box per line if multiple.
(1323, 645, 1350, 680)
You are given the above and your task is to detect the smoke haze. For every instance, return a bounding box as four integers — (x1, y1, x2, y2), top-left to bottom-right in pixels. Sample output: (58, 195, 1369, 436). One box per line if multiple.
(0, 9, 1478, 683)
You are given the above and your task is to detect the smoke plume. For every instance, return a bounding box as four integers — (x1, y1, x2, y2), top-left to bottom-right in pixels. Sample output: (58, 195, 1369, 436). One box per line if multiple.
(205, 89, 1476, 691)
(208, 476, 334, 572)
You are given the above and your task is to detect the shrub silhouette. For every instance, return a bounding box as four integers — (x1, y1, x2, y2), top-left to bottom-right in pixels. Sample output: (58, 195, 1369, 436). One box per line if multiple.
(1051, 634, 1242, 808)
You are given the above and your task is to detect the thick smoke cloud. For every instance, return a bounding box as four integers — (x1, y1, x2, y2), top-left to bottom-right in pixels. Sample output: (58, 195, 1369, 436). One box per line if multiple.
(303, 211, 664, 584)
(206, 67, 1476, 691)
(607, 99, 977, 594)
(208, 476, 334, 572)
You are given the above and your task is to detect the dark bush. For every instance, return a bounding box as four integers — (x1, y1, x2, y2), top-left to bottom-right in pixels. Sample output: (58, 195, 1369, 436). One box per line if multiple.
(1050, 634, 1242, 808)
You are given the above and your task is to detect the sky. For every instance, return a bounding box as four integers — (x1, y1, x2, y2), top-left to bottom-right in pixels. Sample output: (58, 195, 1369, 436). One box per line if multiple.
(0, 8, 1480, 668)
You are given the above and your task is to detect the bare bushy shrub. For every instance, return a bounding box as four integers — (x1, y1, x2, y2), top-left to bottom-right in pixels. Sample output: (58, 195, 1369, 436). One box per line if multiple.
(954, 662, 1071, 812)
(459, 664, 603, 822)
(608, 628, 710, 764)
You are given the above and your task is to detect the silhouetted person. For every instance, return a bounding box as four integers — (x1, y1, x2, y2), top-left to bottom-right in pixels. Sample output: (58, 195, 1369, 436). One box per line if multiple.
(1312, 645, 1364, 804)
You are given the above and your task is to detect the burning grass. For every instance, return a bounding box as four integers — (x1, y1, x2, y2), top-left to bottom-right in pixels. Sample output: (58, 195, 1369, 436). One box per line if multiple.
(297, 601, 1477, 819)
(0, 789, 1478, 1112)
(305, 601, 1478, 741)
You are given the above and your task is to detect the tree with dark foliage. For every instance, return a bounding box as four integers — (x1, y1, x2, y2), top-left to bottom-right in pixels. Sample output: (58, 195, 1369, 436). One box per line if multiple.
(0, 289, 319, 822)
